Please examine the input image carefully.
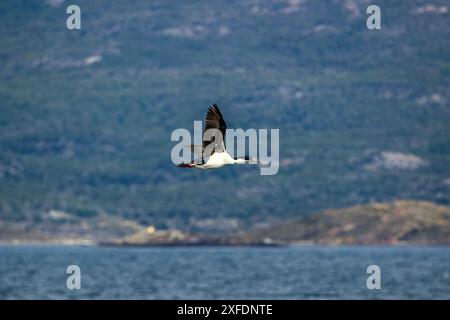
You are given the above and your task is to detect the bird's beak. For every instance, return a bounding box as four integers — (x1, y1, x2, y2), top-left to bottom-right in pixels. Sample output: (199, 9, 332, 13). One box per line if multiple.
(256, 159, 272, 167)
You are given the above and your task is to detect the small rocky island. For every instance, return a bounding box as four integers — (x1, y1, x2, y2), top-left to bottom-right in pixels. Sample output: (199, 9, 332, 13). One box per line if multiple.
(101, 226, 278, 247)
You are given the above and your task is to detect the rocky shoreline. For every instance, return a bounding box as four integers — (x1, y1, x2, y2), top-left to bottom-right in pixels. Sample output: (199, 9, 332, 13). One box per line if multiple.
(2, 200, 449, 246)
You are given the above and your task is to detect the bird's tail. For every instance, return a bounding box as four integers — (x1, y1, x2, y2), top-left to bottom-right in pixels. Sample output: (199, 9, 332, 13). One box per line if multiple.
(177, 163, 196, 168)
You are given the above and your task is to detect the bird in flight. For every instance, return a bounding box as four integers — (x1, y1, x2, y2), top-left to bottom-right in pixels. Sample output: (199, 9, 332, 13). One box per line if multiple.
(178, 104, 257, 169)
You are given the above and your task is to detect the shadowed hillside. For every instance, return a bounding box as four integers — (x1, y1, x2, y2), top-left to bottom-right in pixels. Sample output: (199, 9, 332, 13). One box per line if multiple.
(0, 0, 449, 230)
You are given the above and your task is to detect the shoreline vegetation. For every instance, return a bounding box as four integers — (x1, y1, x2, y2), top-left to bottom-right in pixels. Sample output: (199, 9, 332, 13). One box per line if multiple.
(1, 200, 449, 247)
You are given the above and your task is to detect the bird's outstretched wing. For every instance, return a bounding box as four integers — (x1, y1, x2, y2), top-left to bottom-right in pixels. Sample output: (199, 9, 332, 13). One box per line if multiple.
(203, 104, 227, 154)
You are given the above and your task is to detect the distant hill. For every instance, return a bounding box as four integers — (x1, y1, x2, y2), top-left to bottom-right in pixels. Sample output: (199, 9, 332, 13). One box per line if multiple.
(246, 201, 450, 245)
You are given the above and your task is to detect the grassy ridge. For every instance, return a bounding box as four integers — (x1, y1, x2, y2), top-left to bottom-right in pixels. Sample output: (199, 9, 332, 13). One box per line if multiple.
(246, 200, 450, 244)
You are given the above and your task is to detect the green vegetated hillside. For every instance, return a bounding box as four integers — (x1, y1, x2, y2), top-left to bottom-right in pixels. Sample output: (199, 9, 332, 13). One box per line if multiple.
(0, 0, 450, 230)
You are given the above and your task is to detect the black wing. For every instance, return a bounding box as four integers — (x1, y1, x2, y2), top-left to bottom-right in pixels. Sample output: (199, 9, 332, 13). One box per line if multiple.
(203, 104, 227, 152)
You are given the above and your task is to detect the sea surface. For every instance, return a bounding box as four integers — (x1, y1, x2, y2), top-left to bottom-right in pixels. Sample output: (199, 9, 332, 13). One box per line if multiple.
(0, 245, 449, 299)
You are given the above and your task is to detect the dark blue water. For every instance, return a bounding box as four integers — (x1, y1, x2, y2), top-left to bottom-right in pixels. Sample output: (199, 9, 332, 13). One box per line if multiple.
(0, 246, 449, 299)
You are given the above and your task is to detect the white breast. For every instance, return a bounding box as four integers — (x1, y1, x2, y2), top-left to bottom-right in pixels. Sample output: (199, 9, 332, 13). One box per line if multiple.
(201, 151, 234, 169)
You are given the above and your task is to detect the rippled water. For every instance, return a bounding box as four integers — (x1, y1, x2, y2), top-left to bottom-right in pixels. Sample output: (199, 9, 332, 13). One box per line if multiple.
(0, 246, 449, 299)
